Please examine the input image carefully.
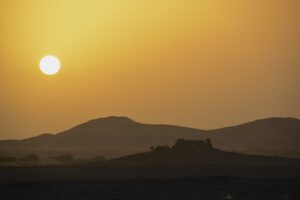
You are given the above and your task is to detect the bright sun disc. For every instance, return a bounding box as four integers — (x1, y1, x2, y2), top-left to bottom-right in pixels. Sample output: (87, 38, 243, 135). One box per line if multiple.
(39, 55, 61, 75)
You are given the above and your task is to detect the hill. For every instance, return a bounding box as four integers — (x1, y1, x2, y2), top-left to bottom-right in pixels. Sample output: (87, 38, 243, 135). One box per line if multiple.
(0, 116, 299, 158)
(1, 139, 299, 182)
(108, 139, 299, 166)
(207, 117, 300, 157)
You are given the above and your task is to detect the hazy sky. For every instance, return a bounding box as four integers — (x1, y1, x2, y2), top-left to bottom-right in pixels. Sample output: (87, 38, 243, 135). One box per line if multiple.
(0, 0, 299, 139)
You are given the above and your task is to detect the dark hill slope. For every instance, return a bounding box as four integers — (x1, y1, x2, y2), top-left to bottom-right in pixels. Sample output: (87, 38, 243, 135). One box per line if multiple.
(207, 117, 300, 157)
(109, 139, 299, 166)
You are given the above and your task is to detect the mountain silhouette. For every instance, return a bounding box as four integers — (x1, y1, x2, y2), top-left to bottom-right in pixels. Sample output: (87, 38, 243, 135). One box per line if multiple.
(0, 116, 299, 158)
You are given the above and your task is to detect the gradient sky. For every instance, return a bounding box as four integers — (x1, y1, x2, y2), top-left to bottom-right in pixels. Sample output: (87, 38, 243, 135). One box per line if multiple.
(0, 0, 299, 139)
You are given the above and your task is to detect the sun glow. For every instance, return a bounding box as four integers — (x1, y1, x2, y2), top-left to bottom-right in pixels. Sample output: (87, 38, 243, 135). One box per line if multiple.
(39, 55, 61, 75)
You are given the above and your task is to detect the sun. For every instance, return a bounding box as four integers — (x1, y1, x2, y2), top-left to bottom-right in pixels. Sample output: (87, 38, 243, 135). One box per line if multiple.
(39, 55, 61, 75)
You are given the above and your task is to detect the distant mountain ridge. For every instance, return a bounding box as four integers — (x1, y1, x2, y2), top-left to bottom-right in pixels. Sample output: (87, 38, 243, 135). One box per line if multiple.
(0, 116, 299, 158)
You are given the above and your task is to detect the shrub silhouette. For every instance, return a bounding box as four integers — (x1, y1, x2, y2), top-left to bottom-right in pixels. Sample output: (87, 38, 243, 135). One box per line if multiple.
(150, 139, 215, 153)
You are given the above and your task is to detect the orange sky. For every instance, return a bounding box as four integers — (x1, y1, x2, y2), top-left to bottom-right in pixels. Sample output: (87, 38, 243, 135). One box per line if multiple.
(0, 0, 300, 139)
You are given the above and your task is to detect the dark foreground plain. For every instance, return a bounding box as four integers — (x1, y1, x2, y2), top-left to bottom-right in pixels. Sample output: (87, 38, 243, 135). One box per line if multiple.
(0, 164, 300, 199)
(1, 139, 299, 199)
(0, 177, 299, 200)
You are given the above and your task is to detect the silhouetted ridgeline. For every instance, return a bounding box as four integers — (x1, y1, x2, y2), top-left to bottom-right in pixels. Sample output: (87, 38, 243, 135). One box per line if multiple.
(0, 116, 299, 158)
